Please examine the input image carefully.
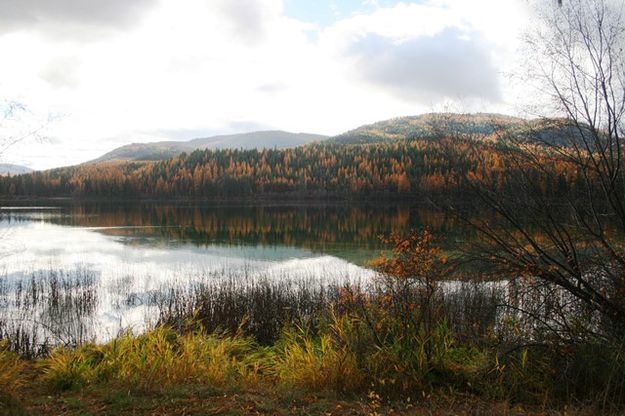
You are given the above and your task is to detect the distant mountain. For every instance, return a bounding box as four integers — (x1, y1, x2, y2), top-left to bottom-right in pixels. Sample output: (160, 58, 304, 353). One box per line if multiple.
(330, 113, 526, 145)
(0, 164, 33, 175)
(93, 131, 328, 162)
(330, 113, 588, 146)
(88, 115, 590, 165)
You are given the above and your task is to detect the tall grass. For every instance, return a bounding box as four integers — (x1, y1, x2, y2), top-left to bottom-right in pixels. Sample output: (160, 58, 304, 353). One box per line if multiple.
(157, 277, 345, 345)
(1, 261, 624, 410)
(0, 268, 98, 357)
(0, 341, 26, 393)
(269, 324, 364, 393)
(41, 326, 258, 391)
(35, 307, 492, 397)
(2, 297, 624, 412)
(0, 340, 27, 414)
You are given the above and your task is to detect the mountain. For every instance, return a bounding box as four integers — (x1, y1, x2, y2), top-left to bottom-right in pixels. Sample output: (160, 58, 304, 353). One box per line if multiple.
(0, 164, 33, 175)
(330, 113, 526, 145)
(92, 115, 587, 164)
(93, 131, 328, 162)
(329, 113, 593, 147)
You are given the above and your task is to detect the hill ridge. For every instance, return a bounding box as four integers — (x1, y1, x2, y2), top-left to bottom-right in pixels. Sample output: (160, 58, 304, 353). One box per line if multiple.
(93, 130, 329, 163)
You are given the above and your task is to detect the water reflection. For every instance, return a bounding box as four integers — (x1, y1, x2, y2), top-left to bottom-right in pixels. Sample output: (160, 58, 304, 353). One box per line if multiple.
(1, 203, 471, 261)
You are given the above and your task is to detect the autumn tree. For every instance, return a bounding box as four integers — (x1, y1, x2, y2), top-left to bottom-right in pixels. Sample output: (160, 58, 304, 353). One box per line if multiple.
(369, 230, 449, 343)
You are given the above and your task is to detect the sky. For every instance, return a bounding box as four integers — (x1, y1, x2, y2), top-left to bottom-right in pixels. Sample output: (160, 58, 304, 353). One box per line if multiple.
(0, 0, 533, 170)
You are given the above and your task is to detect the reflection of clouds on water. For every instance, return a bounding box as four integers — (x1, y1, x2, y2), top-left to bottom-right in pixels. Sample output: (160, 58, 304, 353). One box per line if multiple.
(0, 217, 376, 345)
(264, 255, 371, 281)
(0, 219, 375, 278)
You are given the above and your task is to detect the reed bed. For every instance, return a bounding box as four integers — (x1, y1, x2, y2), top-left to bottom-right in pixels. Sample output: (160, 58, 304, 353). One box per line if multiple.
(1, 266, 624, 412)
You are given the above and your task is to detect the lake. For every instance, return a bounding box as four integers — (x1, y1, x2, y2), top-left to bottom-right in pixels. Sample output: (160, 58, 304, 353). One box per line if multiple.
(0, 202, 473, 352)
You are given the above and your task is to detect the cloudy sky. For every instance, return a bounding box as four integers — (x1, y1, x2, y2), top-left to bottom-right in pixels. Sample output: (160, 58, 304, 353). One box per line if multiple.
(0, 0, 533, 170)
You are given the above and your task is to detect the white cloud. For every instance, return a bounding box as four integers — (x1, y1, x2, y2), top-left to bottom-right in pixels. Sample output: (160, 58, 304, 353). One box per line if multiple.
(341, 28, 501, 102)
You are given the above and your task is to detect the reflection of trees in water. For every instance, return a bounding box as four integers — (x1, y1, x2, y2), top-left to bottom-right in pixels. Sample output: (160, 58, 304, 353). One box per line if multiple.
(41, 203, 477, 252)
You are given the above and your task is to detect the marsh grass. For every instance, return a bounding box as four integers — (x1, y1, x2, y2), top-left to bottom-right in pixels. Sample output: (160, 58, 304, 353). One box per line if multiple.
(40, 325, 259, 392)
(35, 307, 493, 397)
(0, 340, 26, 392)
(1, 295, 624, 413)
(157, 277, 346, 345)
(0, 340, 27, 414)
(268, 324, 365, 393)
(0, 268, 98, 357)
(1, 265, 624, 410)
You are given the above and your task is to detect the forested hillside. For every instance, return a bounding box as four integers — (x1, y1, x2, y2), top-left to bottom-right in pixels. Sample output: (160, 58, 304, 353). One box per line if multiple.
(331, 113, 587, 147)
(0, 137, 582, 200)
(330, 113, 525, 144)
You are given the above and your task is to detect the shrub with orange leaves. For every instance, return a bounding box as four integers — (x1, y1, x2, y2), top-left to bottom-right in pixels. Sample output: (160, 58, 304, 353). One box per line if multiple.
(367, 230, 451, 333)
(328, 230, 486, 397)
(370, 229, 448, 282)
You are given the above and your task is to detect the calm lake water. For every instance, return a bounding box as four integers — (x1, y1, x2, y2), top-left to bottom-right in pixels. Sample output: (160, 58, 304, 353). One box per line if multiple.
(0, 202, 471, 350)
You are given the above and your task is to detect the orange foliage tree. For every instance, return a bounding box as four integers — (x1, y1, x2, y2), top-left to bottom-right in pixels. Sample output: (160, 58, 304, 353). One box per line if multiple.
(367, 230, 450, 349)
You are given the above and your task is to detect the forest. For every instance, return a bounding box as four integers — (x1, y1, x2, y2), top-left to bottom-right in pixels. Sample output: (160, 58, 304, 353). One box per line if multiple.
(0, 136, 584, 200)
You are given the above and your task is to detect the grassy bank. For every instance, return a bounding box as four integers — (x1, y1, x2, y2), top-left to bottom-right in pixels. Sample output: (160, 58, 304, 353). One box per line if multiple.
(3, 281, 625, 415)
(1, 315, 622, 415)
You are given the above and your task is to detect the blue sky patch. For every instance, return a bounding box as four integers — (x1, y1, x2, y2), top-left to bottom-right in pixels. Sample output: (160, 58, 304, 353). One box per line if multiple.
(283, 0, 423, 27)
